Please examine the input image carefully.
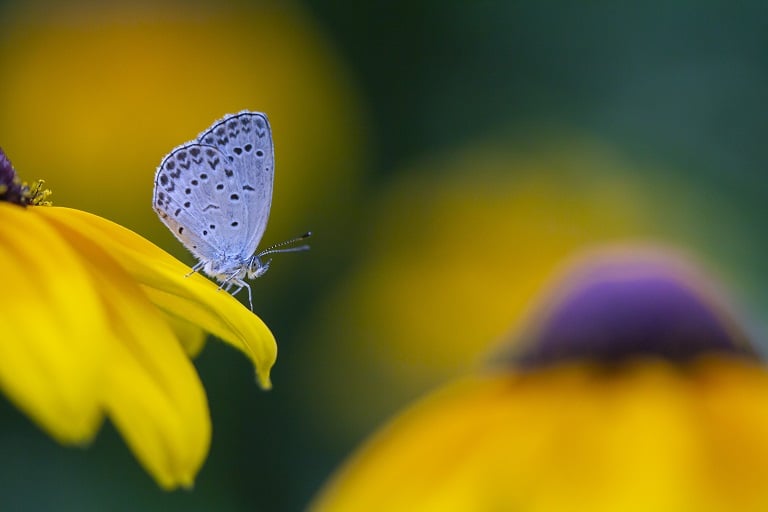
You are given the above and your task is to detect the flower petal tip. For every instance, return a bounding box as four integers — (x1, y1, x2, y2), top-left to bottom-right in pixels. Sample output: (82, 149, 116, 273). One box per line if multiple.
(153, 468, 197, 491)
(180, 477, 196, 491)
(257, 371, 273, 390)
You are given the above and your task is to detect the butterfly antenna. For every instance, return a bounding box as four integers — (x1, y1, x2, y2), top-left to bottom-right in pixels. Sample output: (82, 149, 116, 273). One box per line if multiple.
(257, 231, 312, 257)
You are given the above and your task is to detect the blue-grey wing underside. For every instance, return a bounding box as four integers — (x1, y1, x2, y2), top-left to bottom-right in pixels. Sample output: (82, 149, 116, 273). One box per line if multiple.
(197, 111, 274, 257)
(152, 111, 275, 264)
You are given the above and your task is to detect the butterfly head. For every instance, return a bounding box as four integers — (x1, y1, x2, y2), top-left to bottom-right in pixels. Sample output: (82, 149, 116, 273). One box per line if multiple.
(245, 231, 312, 279)
(247, 256, 271, 279)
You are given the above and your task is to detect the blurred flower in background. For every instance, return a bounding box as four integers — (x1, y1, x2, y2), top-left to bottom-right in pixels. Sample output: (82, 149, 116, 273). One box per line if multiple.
(298, 139, 705, 439)
(312, 249, 768, 511)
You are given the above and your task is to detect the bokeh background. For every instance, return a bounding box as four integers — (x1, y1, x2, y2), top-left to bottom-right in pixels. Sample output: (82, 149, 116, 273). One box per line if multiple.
(1, 1, 768, 510)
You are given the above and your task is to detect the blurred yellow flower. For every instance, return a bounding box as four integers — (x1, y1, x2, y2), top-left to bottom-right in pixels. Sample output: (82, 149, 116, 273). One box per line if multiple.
(312, 249, 768, 511)
(0, 149, 277, 489)
(301, 141, 666, 437)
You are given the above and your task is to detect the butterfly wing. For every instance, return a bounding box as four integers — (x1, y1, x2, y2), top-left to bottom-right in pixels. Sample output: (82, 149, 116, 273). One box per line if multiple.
(153, 142, 252, 268)
(197, 111, 274, 257)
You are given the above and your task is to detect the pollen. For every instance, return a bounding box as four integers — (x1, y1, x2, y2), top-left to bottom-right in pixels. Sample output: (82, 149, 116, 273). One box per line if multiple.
(24, 180, 53, 206)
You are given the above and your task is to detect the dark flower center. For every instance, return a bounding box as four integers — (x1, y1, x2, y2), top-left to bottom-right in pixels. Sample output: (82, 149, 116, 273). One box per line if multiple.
(514, 254, 758, 367)
(0, 147, 51, 207)
(0, 147, 27, 206)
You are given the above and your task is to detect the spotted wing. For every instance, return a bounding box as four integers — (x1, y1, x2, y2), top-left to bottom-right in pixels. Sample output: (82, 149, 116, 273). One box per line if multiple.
(153, 142, 253, 266)
(197, 111, 274, 256)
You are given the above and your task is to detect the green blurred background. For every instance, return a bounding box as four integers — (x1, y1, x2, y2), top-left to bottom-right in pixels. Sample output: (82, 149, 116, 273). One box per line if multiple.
(1, 1, 768, 510)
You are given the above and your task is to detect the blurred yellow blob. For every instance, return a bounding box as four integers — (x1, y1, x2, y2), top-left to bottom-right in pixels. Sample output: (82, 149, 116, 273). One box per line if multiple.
(0, 0, 364, 259)
(312, 358, 768, 512)
(301, 141, 666, 436)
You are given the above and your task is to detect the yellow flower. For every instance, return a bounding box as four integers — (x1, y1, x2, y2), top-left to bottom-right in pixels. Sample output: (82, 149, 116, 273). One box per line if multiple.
(0, 151, 276, 489)
(312, 248, 768, 511)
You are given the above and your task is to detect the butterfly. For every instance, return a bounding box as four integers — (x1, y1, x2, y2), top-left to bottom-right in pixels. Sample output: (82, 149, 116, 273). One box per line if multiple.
(153, 110, 309, 309)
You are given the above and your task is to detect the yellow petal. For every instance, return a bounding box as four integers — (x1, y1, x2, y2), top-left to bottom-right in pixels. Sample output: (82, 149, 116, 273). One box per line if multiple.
(42, 210, 210, 489)
(163, 312, 207, 358)
(0, 203, 106, 442)
(36, 206, 277, 388)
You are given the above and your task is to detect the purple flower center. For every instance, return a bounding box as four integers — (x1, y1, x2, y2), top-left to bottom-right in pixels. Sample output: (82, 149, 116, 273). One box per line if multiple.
(515, 255, 757, 367)
(0, 147, 27, 206)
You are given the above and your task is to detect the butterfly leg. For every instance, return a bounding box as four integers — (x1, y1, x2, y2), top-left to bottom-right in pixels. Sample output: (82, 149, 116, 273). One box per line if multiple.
(217, 279, 235, 293)
(218, 274, 253, 310)
(217, 278, 234, 293)
(185, 261, 205, 278)
(227, 279, 253, 310)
